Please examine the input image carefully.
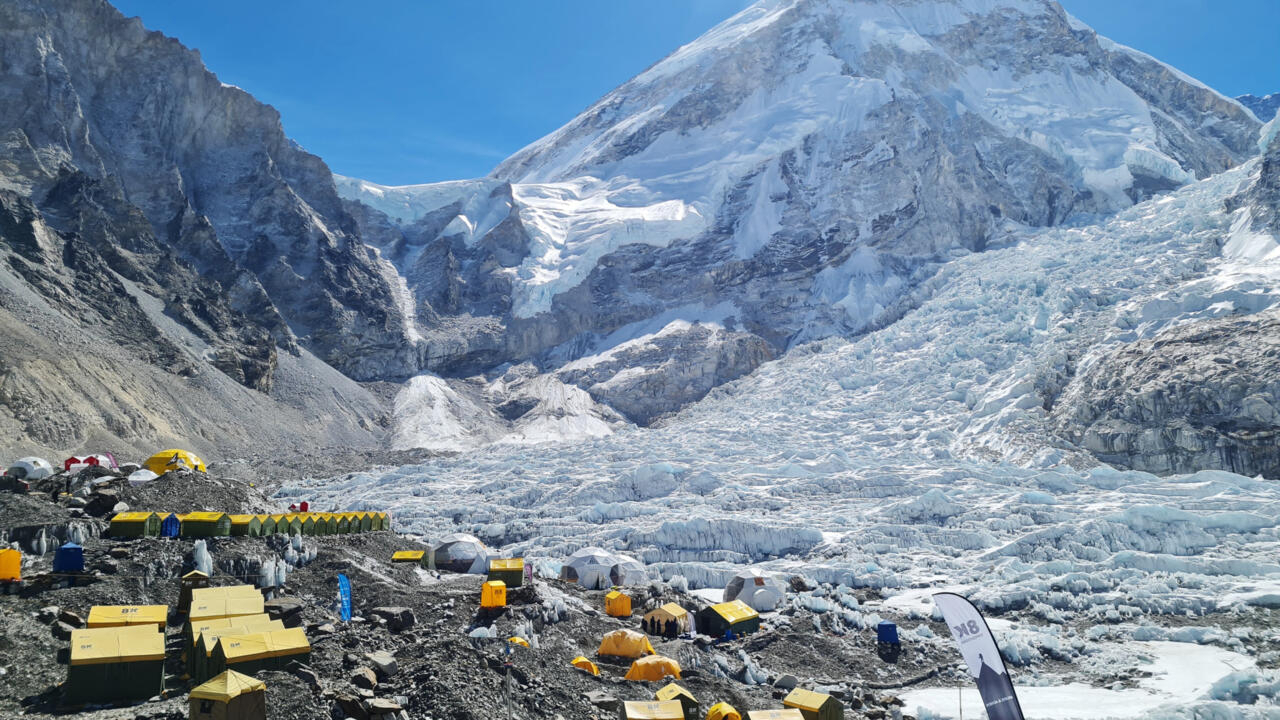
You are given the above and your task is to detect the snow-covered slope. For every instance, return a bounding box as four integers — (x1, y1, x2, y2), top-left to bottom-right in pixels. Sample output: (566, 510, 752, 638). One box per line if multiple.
(309, 149, 1280, 713)
(339, 0, 1260, 438)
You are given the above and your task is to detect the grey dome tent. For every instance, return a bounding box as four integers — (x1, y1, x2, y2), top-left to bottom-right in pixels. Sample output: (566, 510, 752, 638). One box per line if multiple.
(723, 568, 787, 611)
(6, 457, 54, 481)
(431, 533, 489, 573)
(560, 546, 616, 589)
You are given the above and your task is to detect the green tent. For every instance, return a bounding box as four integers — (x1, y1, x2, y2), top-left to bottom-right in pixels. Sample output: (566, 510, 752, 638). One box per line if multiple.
(255, 515, 276, 536)
(783, 688, 845, 720)
(695, 600, 761, 637)
(181, 513, 231, 538)
(109, 511, 161, 538)
(228, 515, 261, 537)
(65, 625, 165, 704)
(208, 627, 311, 679)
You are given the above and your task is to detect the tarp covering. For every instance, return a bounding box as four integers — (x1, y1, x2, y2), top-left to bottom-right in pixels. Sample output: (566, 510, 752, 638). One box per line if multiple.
(707, 600, 758, 625)
(508, 636, 530, 648)
(605, 590, 632, 617)
(70, 625, 166, 666)
(598, 629, 654, 658)
(391, 550, 425, 562)
(571, 655, 600, 676)
(707, 702, 742, 720)
(621, 700, 685, 720)
(625, 655, 682, 682)
(189, 669, 265, 701)
(87, 604, 168, 630)
(192, 619, 285, 682)
(723, 568, 787, 611)
(161, 513, 180, 537)
(144, 448, 206, 475)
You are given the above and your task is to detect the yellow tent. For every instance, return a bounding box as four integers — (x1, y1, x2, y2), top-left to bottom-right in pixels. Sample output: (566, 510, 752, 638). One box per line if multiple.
(144, 448, 206, 475)
(488, 557, 525, 587)
(625, 655, 681, 682)
(186, 585, 265, 631)
(508, 636, 530, 648)
(189, 669, 267, 720)
(192, 619, 285, 683)
(707, 702, 742, 720)
(87, 604, 168, 630)
(598, 629, 654, 659)
(656, 683, 699, 717)
(783, 688, 844, 720)
(0, 548, 21, 582)
(185, 614, 271, 658)
(644, 602, 692, 635)
(744, 711, 805, 720)
(570, 655, 600, 676)
(621, 700, 685, 720)
(605, 590, 632, 617)
(210, 627, 311, 678)
(66, 625, 166, 704)
(391, 550, 425, 563)
(481, 580, 507, 609)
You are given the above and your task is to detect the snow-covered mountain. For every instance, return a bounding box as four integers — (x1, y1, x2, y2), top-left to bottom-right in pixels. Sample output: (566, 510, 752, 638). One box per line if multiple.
(340, 0, 1260, 439)
(1238, 93, 1280, 123)
(295, 117, 1280, 718)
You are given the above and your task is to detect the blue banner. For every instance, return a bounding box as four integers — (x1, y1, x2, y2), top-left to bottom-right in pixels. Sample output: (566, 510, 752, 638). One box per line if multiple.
(338, 573, 352, 622)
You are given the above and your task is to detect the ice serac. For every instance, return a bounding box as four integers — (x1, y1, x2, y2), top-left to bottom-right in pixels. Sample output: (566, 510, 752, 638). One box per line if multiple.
(0, 0, 420, 382)
(340, 0, 1259, 431)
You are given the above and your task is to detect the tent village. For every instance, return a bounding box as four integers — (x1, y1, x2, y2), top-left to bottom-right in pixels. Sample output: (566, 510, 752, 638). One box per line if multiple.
(2, 449, 939, 720)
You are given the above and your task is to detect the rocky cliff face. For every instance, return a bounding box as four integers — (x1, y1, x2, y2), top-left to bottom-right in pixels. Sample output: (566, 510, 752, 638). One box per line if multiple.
(339, 0, 1260, 429)
(1053, 310, 1280, 477)
(1238, 93, 1280, 123)
(0, 0, 420, 382)
(0, 0, 400, 457)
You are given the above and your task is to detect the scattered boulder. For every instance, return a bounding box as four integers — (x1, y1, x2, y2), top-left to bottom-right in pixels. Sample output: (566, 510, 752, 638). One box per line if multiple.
(365, 651, 398, 679)
(351, 667, 377, 690)
(368, 606, 415, 632)
(51, 621, 75, 640)
(265, 596, 305, 627)
(37, 606, 60, 625)
(108, 546, 130, 559)
(585, 691, 618, 711)
(774, 674, 798, 690)
(58, 609, 84, 627)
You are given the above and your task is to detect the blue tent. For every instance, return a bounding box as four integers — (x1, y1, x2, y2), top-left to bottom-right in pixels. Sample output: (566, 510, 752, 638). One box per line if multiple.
(877, 620, 900, 645)
(160, 513, 179, 538)
(53, 542, 84, 573)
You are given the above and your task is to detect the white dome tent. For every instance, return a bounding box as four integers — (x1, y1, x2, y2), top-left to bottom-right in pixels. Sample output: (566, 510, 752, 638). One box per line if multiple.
(723, 567, 787, 611)
(560, 547, 617, 589)
(6, 457, 54, 481)
(609, 554, 648, 586)
(431, 533, 489, 574)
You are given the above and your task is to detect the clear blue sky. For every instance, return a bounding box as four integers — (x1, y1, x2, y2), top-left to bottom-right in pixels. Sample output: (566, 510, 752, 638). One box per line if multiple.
(110, 0, 1279, 186)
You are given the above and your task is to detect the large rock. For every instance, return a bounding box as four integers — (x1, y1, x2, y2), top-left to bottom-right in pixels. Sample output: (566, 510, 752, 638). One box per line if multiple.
(1055, 310, 1280, 476)
(368, 607, 415, 632)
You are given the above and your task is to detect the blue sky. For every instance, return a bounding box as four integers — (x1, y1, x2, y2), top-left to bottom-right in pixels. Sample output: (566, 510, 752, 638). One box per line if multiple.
(111, 0, 1279, 186)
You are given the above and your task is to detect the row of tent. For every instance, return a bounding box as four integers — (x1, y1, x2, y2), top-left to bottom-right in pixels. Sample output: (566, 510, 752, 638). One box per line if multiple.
(618, 685, 843, 720)
(65, 584, 309, 709)
(110, 510, 390, 538)
(5, 449, 207, 481)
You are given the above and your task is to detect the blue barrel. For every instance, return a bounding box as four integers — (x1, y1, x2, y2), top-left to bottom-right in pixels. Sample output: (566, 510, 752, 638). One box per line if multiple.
(53, 542, 84, 573)
(877, 620, 899, 645)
